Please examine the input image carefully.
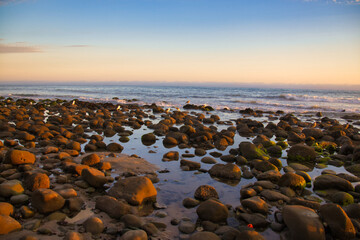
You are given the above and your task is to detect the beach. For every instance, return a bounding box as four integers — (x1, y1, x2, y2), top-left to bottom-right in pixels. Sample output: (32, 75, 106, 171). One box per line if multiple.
(0, 92, 360, 240)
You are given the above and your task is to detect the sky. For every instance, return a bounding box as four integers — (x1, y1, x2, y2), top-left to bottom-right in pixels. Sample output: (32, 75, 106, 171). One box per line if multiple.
(0, 0, 359, 86)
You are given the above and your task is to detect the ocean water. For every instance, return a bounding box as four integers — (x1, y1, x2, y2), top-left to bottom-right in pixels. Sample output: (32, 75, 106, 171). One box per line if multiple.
(1, 84, 359, 113)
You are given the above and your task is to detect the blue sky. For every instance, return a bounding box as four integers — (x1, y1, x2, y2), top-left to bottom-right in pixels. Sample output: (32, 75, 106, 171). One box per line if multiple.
(0, 0, 359, 85)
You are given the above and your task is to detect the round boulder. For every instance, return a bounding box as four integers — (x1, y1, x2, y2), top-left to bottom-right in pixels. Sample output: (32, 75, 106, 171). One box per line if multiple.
(196, 199, 228, 223)
(31, 188, 65, 213)
(194, 185, 219, 201)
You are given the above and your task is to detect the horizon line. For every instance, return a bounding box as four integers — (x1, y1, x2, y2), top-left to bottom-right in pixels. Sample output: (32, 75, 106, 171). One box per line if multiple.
(1, 80, 360, 91)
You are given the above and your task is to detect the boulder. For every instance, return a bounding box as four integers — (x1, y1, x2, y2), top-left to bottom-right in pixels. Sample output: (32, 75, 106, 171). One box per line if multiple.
(189, 231, 220, 240)
(0, 180, 24, 197)
(180, 159, 200, 170)
(121, 214, 144, 228)
(201, 156, 217, 164)
(313, 174, 354, 192)
(278, 172, 306, 190)
(106, 142, 123, 152)
(0, 202, 14, 216)
(81, 167, 107, 188)
(31, 188, 65, 213)
(260, 190, 290, 203)
(239, 142, 266, 160)
(209, 163, 241, 180)
(282, 205, 325, 240)
(196, 199, 228, 223)
(0, 215, 21, 235)
(241, 196, 269, 214)
(95, 196, 131, 219)
(25, 173, 50, 191)
(81, 153, 100, 166)
(236, 230, 265, 240)
(320, 203, 355, 240)
(108, 176, 157, 205)
(5, 149, 36, 165)
(141, 133, 156, 145)
(287, 144, 317, 163)
(121, 230, 148, 240)
(162, 151, 179, 161)
(302, 128, 324, 139)
(83, 217, 104, 234)
(194, 185, 219, 201)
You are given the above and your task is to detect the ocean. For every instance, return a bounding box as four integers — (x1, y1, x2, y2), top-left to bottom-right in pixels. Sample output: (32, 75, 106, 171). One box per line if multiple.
(1, 84, 359, 113)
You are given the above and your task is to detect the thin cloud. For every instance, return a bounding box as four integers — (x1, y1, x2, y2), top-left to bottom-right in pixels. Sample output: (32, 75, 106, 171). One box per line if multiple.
(65, 45, 90, 48)
(0, 0, 27, 6)
(0, 42, 42, 53)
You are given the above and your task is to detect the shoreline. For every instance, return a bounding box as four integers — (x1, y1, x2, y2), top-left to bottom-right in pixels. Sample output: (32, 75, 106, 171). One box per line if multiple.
(0, 97, 359, 239)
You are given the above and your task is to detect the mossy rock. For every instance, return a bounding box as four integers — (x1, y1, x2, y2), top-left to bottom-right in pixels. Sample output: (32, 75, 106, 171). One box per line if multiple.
(276, 141, 288, 149)
(288, 144, 317, 163)
(330, 191, 354, 206)
(345, 164, 360, 177)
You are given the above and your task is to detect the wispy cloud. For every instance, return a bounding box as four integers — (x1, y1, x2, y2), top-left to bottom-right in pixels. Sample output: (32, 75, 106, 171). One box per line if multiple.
(0, 42, 42, 53)
(332, 0, 360, 4)
(65, 45, 90, 48)
(0, 0, 27, 6)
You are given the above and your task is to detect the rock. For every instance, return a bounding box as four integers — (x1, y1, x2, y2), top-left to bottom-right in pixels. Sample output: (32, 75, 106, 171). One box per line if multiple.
(240, 188, 257, 199)
(25, 173, 50, 191)
(220, 154, 236, 163)
(313, 174, 354, 192)
(194, 185, 219, 201)
(141, 223, 158, 236)
(241, 196, 269, 214)
(108, 176, 157, 205)
(330, 191, 354, 206)
(236, 230, 265, 240)
(0, 202, 14, 216)
(320, 203, 355, 240)
(0, 180, 24, 197)
(95, 195, 131, 219)
(209, 163, 241, 180)
(56, 188, 77, 199)
(5, 149, 36, 165)
(121, 214, 144, 228)
(106, 142, 123, 152)
(179, 220, 196, 234)
(81, 167, 107, 188)
(0, 215, 21, 234)
(189, 231, 221, 240)
(302, 128, 324, 139)
(278, 172, 306, 190)
(196, 199, 228, 223)
(121, 229, 147, 240)
(260, 190, 290, 203)
(83, 217, 104, 234)
(239, 142, 267, 160)
(253, 160, 278, 172)
(64, 231, 83, 240)
(19, 206, 35, 219)
(237, 213, 269, 228)
(287, 144, 317, 163)
(68, 197, 84, 212)
(282, 205, 325, 240)
(81, 153, 100, 166)
(10, 193, 29, 205)
(163, 151, 179, 161)
(195, 148, 207, 156)
(183, 197, 200, 208)
(256, 170, 282, 182)
(141, 133, 156, 145)
(45, 211, 67, 221)
(344, 203, 360, 221)
(289, 197, 320, 210)
(201, 156, 217, 164)
(31, 188, 65, 213)
(163, 137, 178, 147)
(180, 159, 200, 170)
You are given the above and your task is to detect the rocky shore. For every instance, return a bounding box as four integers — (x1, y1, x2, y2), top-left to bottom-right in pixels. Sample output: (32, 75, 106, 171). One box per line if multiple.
(0, 97, 360, 240)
